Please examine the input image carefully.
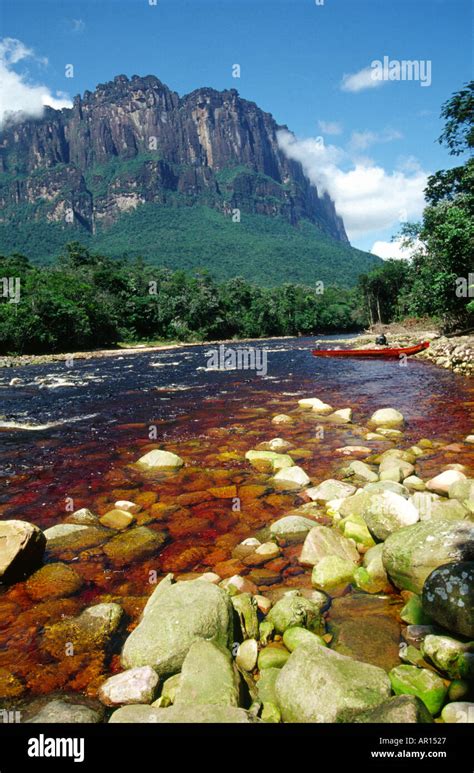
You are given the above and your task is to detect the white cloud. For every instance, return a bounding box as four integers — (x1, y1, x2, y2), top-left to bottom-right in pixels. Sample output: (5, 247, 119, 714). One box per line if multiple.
(341, 65, 386, 93)
(277, 129, 428, 241)
(371, 238, 420, 261)
(318, 120, 343, 136)
(349, 128, 402, 152)
(71, 19, 86, 34)
(0, 37, 72, 128)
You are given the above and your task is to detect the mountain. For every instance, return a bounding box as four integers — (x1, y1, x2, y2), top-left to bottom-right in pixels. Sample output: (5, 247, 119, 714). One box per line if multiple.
(0, 74, 381, 285)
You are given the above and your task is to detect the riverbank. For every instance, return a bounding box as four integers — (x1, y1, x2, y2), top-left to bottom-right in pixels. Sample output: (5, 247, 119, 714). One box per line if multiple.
(0, 396, 473, 723)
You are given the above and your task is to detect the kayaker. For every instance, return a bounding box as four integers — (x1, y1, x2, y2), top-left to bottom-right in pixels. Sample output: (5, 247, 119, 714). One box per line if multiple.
(375, 333, 388, 346)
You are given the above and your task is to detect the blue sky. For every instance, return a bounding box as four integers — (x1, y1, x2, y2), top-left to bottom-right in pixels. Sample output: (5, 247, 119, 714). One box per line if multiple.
(0, 0, 472, 255)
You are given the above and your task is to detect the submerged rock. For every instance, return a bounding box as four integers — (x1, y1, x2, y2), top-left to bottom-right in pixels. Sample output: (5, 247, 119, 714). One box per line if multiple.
(275, 642, 391, 722)
(369, 408, 404, 428)
(25, 562, 83, 601)
(422, 562, 474, 638)
(103, 526, 166, 566)
(41, 602, 123, 659)
(99, 509, 135, 530)
(245, 450, 294, 473)
(382, 519, 474, 594)
(0, 520, 46, 584)
(269, 515, 317, 543)
(298, 397, 333, 413)
(121, 578, 234, 677)
(98, 666, 159, 706)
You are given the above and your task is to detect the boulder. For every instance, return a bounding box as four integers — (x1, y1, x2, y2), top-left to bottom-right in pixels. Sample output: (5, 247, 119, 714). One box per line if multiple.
(174, 640, 240, 706)
(420, 634, 474, 679)
(275, 642, 391, 722)
(98, 666, 159, 706)
(121, 578, 234, 677)
(282, 626, 326, 652)
(103, 527, 166, 566)
(244, 450, 294, 473)
(382, 519, 474, 594)
(369, 408, 404, 428)
(422, 562, 474, 638)
(354, 695, 433, 723)
(426, 470, 466, 496)
(109, 704, 260, 723)
(269, 515, 317, 543)
(136, 449, 184, 470)
(26, 699, 102, 723)
(0, 520, 46, 584)
(311, 556, 355, 590)
(389, 665, 448, 715)
(266, 590, 324, 634)
(41, 603, 123, 659)
(363, 490, 419, 541)
(44, 524, 111, 556)
(300, 524, 360, 567)
(449, 478, 474, 505)
(273, 466, 310, 488)
(298, 397, 333, 413)
(306, 479, 356, 502)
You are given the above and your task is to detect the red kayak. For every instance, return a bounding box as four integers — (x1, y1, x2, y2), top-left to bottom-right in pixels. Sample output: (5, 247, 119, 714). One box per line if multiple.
(312, 341, 430, 359)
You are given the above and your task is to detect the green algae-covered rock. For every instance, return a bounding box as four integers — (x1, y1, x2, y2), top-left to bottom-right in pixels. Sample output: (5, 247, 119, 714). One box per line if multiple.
(382, 519, 474, 594)
(257, 646, 290, 670)
(173, 640, 240, 707)
(354, 695, 433, 723)
(422, 562, 474, 638)
(269, 515, 317, 543)
(300, 523, 360, 567)
(244, 450, 294, 473)
(339, 513, 375, 549)
(275, 642, 391, 723)
(400, 595, 433, 626)
(109, 705, 260, 723)
(311, 555, 355, 590)
(282, 626, 326, 652)
(41, 603, 123, 659)
(121, 578, 234, 677)
(266, 590, 324, 634)
(363, 491, 419, 541)
(231, 592, 259, 640)
(257, 667, 280, 704)
(420, 634, 474, 679)
(389, 665, 448, 715)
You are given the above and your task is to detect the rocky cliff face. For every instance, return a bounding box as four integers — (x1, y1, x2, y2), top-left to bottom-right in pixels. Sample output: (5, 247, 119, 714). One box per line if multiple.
(0, 74, 348, 242)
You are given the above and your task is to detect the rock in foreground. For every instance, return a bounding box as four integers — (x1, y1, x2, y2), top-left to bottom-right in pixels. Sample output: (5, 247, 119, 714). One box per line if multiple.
(0, 520, 46, 584)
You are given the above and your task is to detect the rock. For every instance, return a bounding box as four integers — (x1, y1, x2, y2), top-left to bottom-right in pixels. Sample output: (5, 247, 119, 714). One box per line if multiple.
(103, 526, 166, 566)
(98, 666, 159, 706)
(275, 642, 391, 722)
(403, 625, 439, 648)
(420, 635, 474, 679)
(266, 591, 324, 634)
(430, 499, 469, 521)
(156, 674, 181, 706)
(271, 414, 294, 425)
(389, 665, 448, 715)
(44, 524, 111, 556)
(377, 428, 404, 438)
(364, 480, 409, 497)
(232, 538, 261, 560)
(0, 520, 46, 584)
(109, 704, 260, 723)
(426, 470, 466, 496)
(258, 646, 290, 670)
(136, 449, 184, 470)
(231, 593, 259, 639)
(255, 595, 272, 614)
(449, 478, 474, 505)
(441, 702, 474, 723)
(41, 603, 123, 658)
(465, 435, 474, 445)
(366, 432, 385, 440)
(300, 524, 360, 567)
(339, 513, 375, 549)
(369, 408, 404, 428)
(400, 595, 432, 625)
(298, 397, 333, 413)
(26, 699, 102, 723)
(273, 466, 310, 488)
(25, 562, 83, 600)
(99, 509, 135, 530)
(354, 695, 433, 723)
(269, 515, 317, 543)
(422, 562, 474, 637)
(174, 640, 239, 707)
(282, 626, 326, 652)
(312, 556, 355, 590)
(363, 491, 419, 541)
(64, 508, 99, 525)
(0, 668, 25, 698)
(221, 574, 258, 595)
(448, 680, 470, 702)
(306, 479, 356, 502)
(259, 438, 293, 453)
(348, 461, 378, 483)
(328, 408, 352, 423)
(379, 458, 415, 479)
(382, 519, 474, 594)
(236, 639, 258, 671)
(353, 543, 390, 593)
(257, 667, 280, 704)
(404, 476, 426, 492)
(336, 446, 372, 456)
(245, 450, 294, 473)
(121, 578, 234, 677)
